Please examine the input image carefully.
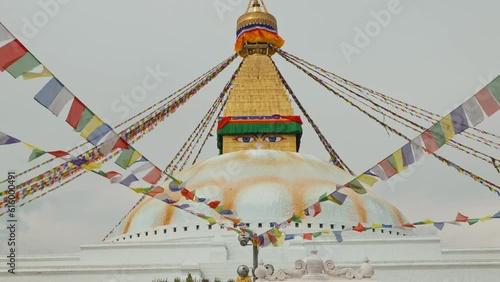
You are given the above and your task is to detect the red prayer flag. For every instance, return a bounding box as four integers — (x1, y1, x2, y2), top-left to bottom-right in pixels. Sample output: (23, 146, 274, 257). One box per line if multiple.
(66, 97, 85, 129)
(113, 137, 130, 150)
(0, 39, 28, 71)
(312, 202, 321, 217)
(145, 186, 165, 197)
(48, 150, 70, 157)
(421, 129, 440, 154)
(181, 188, 195, 200)
(353, 222, 366, 233)
(403, 223, 416, 228)
(378, 159, 397, 178)
(105, 171, 121, 179)
(475, 87, 500, 117)
(455, 212, 469, 222)
(266, 231, 278, 244)
(208, 201, 221, 209)
(303, 233, 313, 240)
(142, 167, 162, 184)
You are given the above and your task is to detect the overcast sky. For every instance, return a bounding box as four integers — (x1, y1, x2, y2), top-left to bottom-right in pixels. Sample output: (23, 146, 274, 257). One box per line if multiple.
(0, 0, 499, 255)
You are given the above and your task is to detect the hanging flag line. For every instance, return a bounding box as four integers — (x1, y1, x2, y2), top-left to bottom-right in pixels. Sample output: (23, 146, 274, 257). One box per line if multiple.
(0, 134, 233, 230)
(1, 63, 245, 229)
(102, 93, 230, 242)
(102, 78, 233, 241)
(277, 48, 500, 190)
(191, 88, 231, 165)
(255, 211, 500, 247)
(114, 57, 234, 131)
(179, 70, 239, 170)
(0, 53, 236, 187)
(299, 66, 500, 168)
(0, 170, 86, 217)
(102, 62, 243, 241)
(361, 89, 500, 151)
(132, 63, 246, 226)
(0, 140, 122, 210)
(165, 87, 227, 174)
(269, 58, 355, 175)
(0, 20, 237, 187)
(252, 50, 500, 246)
(0, 57, 235, 209)
(0, 28, 238, 201)
(275, 47, 500, 194)
(281, 52, 500, 166)
(277, 48, 500, 150)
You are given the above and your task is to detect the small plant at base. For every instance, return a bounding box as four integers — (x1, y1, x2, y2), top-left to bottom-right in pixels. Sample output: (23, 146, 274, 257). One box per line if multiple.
(174, 277, 181, 282)
(186, 273, 194, 282)
(214, 277, 222, 282)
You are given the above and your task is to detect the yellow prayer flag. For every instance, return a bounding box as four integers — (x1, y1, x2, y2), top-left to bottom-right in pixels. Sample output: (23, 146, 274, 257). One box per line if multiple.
(440, 114, 455, 142)
(80, 116, 104, 139)
(22, 142, 39, 151)
(81, 162, 102, 171)
(273, 234, 285, 247)
(358, 174, 379, 186)
(322, 229, 331, 234)
(423, 219, 434, 225)
(479, 216, 492, 222)
(393, 149, 405, 172)
(372, 223, 382, 229)
(22, 66, 53, 80)
(128, 150, 143, 167)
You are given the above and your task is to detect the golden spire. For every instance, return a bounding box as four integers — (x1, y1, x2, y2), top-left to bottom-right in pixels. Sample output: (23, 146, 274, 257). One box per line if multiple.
(217, 0, 300, 154)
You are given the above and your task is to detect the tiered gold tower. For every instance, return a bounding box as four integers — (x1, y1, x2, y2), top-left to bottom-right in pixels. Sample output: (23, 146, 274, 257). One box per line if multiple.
(217, 0, 303, 154)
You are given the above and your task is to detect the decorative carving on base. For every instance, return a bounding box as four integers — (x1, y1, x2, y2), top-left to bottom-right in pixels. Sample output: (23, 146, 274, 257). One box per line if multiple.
(256, 249, 374, 281)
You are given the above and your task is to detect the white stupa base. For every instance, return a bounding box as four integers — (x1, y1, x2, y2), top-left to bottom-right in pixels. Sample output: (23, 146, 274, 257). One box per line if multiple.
(1, 233, 499, 282)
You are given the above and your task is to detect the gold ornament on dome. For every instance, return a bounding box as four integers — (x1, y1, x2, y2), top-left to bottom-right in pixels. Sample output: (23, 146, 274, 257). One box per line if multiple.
(236, 0, 282, 57)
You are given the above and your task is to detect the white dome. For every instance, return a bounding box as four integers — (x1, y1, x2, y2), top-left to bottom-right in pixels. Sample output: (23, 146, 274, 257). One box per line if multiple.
(115, 150, 408, 237)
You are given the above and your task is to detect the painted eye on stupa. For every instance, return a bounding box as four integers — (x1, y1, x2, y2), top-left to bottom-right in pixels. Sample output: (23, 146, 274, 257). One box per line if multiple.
(263, 136, 284, 143)
(235, 136, 256, 143)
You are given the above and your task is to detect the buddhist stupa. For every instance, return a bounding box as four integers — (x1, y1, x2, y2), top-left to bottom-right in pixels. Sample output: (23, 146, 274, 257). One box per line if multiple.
(4, 2, 499, 282)
(110, 0, 409, 240)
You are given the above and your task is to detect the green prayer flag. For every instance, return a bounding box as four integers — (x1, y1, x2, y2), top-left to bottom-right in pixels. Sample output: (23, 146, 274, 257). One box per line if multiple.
(312, 232, 322, 238)
(75, 108, 94, 133)
(487, 76, 500, 104)
(6, 52, 41, 78)
(318, 192, 329, 202)
(348, 178, 367, 194)
(132, 187, 154, 193)
(429, 123, 447, 148)
(468, 218, 480, 225)
(115, 148, 136, 169)
(29, 149, 46, 162)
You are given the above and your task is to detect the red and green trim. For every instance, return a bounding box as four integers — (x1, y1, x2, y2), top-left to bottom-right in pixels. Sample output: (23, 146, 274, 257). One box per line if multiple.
(217, 116, 303, 153)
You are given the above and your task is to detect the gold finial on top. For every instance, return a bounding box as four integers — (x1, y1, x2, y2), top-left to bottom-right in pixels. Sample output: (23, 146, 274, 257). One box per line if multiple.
(235, 0, 284, 56)
(237, 0, 277, 34)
